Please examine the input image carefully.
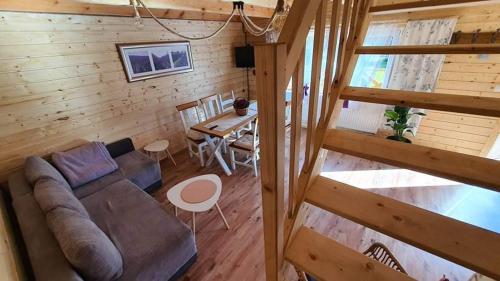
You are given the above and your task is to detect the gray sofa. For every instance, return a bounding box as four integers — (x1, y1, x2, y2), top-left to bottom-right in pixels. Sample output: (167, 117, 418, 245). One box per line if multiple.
(8, 138, 197, 281)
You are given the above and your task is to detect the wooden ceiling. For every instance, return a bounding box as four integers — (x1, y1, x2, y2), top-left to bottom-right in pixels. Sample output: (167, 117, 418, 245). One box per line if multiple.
(0, 0, 276, 20)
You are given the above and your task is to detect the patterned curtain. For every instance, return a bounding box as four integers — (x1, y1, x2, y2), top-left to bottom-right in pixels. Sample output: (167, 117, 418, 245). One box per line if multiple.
(387, 18, 458, 132)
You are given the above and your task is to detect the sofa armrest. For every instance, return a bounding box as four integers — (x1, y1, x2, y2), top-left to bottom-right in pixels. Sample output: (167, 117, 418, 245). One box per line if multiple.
(106, 138, 135, 159)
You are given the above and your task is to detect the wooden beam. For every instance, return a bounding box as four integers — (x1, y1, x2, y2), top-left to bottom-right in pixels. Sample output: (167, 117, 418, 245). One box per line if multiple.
(0, 0, 273, 21)
(254, 43, 287, 281)
(369, 0, 497, 15)
(341, 87, 500, 117)
(356, 44, 500, 54)
(323, 129, 500, 191)
(306, 176, 500, 280)
(279, 0, 323, 80)
(372, 3, 500, 22)
(286, 226, 416, 281)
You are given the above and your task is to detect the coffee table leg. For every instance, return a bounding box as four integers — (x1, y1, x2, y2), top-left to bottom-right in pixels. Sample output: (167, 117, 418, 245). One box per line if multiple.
(215, 203, 230, 230)
(192, 212, 196, 242)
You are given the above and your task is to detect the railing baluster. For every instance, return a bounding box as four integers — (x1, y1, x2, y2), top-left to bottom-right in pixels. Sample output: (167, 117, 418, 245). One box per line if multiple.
(288, 48, 305, 218)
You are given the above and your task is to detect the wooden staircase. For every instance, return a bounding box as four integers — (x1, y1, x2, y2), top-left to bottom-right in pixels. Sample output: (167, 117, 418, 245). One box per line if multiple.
(253, 0, 500, 280)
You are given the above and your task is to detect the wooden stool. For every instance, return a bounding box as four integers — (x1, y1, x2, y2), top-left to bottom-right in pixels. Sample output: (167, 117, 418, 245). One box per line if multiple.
(166, 174, 230, 243)
(144, 139, 177, 166)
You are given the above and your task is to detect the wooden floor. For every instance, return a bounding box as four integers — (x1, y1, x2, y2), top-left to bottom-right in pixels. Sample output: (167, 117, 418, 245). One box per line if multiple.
(154, 132, 499, 281)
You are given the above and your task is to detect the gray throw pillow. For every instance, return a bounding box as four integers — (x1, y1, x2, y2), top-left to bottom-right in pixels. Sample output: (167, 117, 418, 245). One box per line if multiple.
(34, 177, 89, 218)
(47, 207, 123, 281)
(24, 156, 71, 191)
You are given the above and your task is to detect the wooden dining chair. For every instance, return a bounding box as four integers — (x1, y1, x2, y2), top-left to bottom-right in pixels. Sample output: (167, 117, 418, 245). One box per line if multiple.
(200, 94, 223, 118)
(217, 90, 236, 112)
(229, 118, 259, 176)
(176, 101, 209, 167)
(200, 94, 228, 153)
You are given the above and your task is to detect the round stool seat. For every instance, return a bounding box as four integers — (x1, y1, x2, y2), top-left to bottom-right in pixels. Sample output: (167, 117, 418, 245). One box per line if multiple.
(144, 139, 169, 152)
(167, 174, 222, 213)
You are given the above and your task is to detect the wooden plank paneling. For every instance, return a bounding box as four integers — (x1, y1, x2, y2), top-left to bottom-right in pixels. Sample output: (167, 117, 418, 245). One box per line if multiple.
(0, 11, 248, 182)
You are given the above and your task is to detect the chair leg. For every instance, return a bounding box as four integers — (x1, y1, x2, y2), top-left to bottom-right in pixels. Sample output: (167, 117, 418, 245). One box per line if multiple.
(188, 142, 194, 158)
(230, 149, 236, 170)
(198, 144, 205, 167)
(252, 154, 258, 177)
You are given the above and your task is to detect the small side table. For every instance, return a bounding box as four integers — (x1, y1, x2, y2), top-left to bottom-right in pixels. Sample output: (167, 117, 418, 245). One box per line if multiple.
(144, 139, 177, 166)
(166, 174, 230, 242)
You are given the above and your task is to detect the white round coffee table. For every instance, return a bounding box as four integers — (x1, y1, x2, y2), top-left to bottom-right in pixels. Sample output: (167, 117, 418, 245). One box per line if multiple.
(144, 139, 177, 166)
(166, 174, 229, 242)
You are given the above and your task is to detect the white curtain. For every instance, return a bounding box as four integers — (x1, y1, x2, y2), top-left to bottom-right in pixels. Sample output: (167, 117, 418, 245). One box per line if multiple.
(337, 23, 404, 133)
(386, 18, 457, 133)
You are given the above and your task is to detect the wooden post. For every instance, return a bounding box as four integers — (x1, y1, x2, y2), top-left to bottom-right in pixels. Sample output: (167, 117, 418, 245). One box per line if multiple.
(254, 43, 287, 281)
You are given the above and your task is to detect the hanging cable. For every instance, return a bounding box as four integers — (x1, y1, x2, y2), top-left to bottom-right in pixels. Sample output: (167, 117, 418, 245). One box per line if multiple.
(132, 0, 285, 40)
(135, 0, 236, 40)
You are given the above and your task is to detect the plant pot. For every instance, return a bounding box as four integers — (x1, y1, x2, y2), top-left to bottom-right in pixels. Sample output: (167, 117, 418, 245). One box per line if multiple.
(387, 135, 412, 143)
(235, 107, 249, 116)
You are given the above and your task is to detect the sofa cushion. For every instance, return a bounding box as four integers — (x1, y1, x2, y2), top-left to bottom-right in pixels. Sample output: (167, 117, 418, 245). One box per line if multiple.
(12, 193, 84, 281)
(73, 169, 125, 199)
(52, 142, 118, 188)
(34, 177, 89, 217)
(114, 151, 161, 190)
(47, 207, 123, 281)
(24, 156, 71, 191)
(80, 179, 196, 281)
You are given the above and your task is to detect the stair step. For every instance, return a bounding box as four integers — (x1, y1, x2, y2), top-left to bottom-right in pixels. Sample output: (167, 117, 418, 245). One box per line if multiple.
(341, 87, 500, 117)
(323, 129, 500, 192)
(305, 176, 500, 279)
(369, 0, 494, 14)
(286, 226, 415, 281)
(356, 44, 500, 54)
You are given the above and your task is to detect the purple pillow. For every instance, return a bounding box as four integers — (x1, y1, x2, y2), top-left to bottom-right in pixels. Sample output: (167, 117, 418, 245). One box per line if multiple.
(52, 142, 118, 188)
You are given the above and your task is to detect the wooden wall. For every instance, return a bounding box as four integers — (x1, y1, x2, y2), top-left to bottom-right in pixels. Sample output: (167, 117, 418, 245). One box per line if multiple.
(0, 11, 248, 182)
(411, 4, 500, 156)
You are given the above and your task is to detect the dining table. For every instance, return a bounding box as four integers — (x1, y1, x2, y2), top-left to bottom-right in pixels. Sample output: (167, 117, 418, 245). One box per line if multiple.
(191, 102, 258, 176)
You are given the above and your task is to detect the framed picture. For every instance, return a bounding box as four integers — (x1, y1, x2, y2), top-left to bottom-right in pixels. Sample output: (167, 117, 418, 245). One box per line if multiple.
(116, 41, 194, 82)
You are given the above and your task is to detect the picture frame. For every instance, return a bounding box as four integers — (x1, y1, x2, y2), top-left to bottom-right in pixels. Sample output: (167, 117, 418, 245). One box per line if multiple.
(116, 41, 194, 82)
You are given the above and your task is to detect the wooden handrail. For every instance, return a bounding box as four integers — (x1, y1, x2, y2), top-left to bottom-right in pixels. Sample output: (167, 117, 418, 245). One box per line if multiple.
(341, 87, 500, 117)
(306, 176, 500, 279)
(278, 0, 323, 81)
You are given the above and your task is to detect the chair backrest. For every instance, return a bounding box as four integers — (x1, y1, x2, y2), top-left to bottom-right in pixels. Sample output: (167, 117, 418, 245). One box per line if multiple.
(176, 101, 205, 134)
(200, 94, 223, 118)
(218, 90, 236, 112)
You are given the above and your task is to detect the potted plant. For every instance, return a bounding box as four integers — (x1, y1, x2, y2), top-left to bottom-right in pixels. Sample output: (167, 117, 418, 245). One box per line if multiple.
(384, 106, 426, 143)
(233, 97, 250, 116)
